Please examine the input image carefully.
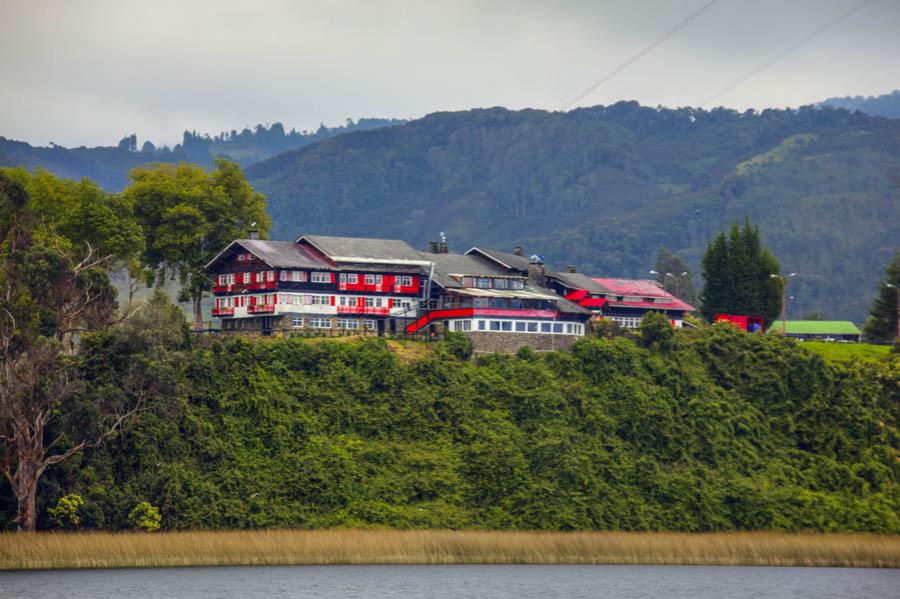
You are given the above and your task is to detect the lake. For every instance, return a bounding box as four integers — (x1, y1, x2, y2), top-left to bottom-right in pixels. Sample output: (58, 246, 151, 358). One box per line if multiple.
(1, 564, 897, 598)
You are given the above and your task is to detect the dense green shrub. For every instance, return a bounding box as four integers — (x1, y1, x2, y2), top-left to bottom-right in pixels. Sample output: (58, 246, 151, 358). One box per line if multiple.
(6, 329, 898, 532)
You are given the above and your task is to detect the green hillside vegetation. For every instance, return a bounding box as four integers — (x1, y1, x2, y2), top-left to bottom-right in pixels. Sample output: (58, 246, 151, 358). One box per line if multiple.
(0, 118, 405, 191)
(247, 102, 900, 323)
(6, 312, 897, 533)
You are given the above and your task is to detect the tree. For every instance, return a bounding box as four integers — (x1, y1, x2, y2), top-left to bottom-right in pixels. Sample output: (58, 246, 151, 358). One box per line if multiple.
(125, 159, 270, 329)
(653, 247, 696, 305)
(0, 168, 145, 531)
(864, 251, 900, 342)
(700, 220, 782, 324)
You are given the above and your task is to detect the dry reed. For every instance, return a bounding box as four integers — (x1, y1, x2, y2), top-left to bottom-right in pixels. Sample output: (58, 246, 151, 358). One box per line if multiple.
(1, 530, 898, 570)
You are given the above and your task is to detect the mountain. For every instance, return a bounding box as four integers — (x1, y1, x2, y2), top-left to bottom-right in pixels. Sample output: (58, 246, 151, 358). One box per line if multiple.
(247, 102, 900, 323)
(0, 118, 406, 191)
(819, 90, 900, 119)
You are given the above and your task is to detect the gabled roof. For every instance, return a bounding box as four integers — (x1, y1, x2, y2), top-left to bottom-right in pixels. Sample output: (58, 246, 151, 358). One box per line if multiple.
(465, 247, 532, 272)
(549, 271, 611, 295)
(298, 234, 429, 264)
(426, 252, 521, 288)
(769, 320, 861, 335)
(204, 239, 330, 271)
(592, 277, 696, 312)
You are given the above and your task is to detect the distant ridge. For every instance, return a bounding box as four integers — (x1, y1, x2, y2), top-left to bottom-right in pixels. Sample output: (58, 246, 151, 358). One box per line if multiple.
(819, 90, 900, 119)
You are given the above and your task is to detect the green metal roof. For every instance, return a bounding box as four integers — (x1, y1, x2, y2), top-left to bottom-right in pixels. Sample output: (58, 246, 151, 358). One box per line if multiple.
(769, 320, 861, 335)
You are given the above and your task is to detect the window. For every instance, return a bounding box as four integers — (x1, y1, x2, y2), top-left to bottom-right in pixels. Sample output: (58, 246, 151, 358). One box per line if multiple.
(462, 277, 474, 288)
(527, 322, 538, 332)
(237, 254, 246, 262)
(339, 296, 356, 307)
(336, 318, 359, 330)
(310, 295, 331, 306)
(566, 323, 574, 334)
(364, 297, 384, 308)
(281, 270, 307, 282)
(494, 278, 508, 289)
(476, 278, 491, 289)
(266, 271, 275, 282)
(217, 274, 227, 285)
(339, 273, 358, 284)
(477, 320, 486, 331)
(489, 320, 501, 331)
(552, 323, 563, 334)
(291, 317, 304, 329)
(541, 322, 552, 333)
(473, 298, 489, 308)
(575, 324, 583, 335)
(501, 321, 512, 331)
(365, 274, 375, 285)
(362, 319, 377, 330)
(308, 318, 332, 329)
(509, 279, 525, 290)
(399, 276, 413, 286)
(515, 321, 526, 332)
(311, 272, 331, 283)
(227, 273, 235, 285)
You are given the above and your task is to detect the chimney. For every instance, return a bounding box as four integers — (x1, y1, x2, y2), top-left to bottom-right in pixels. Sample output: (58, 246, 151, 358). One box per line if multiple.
(566, 265, 576, 273)
(528, 254, 546, 285)
(513, 246, 523, 256)
(428, 241, 439, 253)
(438, 231, 448, 254)
(248, 222, 259, 240)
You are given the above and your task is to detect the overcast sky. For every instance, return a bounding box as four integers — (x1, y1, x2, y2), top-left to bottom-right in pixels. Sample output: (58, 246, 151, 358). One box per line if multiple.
(1, 0, 897, 148)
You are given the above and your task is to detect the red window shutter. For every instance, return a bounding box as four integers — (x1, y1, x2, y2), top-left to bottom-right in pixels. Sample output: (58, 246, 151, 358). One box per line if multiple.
(330, 295, 335, 306)
(388, 298, 393, 308)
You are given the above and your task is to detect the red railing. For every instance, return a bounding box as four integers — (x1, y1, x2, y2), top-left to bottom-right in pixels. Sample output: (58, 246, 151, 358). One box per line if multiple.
(212, 307, 234, 316)
(248, 304, 276, 314)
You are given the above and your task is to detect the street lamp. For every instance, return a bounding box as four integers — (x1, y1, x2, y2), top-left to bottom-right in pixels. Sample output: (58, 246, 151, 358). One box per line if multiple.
(650, 270, 689, 322)
(886, 283, 900, 341)
(770, 273, 797, 335)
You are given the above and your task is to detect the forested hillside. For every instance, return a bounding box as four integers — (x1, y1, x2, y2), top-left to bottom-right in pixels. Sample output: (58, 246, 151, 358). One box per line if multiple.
(248, 103, 900, 322)
(0, 118, 405, 191)
(6, 323, 897, 533)
(820, 90, 900, 119)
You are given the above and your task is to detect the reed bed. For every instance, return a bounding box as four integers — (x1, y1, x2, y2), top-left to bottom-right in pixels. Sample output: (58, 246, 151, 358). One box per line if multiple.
(2, 530, 898, 570)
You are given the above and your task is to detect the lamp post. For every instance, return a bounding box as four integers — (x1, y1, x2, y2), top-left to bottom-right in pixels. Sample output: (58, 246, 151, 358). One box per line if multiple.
(887, 283, 900, 341)
(770, 273, 797, 335)
(650, 270, 688, 323)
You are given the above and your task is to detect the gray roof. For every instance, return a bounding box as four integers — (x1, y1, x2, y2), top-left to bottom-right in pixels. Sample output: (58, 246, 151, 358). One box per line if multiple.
(299, 235, 426, 263)
(426, 252, 517, 288)
(549, 271, 612, 295)
(204, 239, 330, 271)
(466, 247, 532, 272)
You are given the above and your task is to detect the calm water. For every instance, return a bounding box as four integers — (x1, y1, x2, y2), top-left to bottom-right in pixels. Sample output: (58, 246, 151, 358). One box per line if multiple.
(1, 565, 897, 599)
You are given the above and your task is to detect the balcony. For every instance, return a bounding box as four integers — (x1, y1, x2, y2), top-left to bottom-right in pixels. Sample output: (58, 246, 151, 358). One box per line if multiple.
(335, 306, 389, 316)
(212, 307, 234, 317)
(247, 304, 275, 314)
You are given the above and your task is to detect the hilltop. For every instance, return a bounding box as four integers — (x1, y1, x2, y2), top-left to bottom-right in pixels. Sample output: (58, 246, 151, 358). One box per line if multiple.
(819, 90, 900, 119)
(0, 118, 406, 191)
(246, 102, 900, 322)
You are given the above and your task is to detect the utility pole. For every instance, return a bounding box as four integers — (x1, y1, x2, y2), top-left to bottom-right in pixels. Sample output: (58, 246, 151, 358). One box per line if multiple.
(770, 273, 797, 335)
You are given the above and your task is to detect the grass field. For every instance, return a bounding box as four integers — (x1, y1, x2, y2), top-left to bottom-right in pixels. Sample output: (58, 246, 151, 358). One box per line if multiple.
(1, 530, 898, 570)
(799, 341, 893, 363)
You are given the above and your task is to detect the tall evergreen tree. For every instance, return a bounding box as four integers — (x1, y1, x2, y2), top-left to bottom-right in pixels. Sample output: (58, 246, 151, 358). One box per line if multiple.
(700, 220, 782, 324)
(864, 251, 900, 342)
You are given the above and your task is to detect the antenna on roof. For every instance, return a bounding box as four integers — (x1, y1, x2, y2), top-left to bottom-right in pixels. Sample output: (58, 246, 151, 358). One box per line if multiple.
(248, 221, 259, 240)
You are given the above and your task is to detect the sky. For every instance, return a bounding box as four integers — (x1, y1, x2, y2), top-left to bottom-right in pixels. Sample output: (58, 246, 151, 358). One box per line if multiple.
(1, 0, 898, 148)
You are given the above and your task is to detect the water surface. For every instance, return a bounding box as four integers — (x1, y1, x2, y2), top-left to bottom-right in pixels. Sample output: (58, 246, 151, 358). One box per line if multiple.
(2, 564, 897, 599)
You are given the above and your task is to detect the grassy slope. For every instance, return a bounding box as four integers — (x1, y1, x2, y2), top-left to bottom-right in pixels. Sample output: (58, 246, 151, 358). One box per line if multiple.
(800, 341, 893, 363)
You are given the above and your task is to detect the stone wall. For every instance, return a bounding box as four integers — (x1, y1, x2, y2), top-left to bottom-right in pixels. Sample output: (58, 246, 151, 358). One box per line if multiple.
(466, 332, 581, 353)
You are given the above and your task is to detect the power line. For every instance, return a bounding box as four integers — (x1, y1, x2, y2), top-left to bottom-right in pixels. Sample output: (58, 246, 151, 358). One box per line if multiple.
(699, 0, 873, 107)
(561, 0, 720, 111)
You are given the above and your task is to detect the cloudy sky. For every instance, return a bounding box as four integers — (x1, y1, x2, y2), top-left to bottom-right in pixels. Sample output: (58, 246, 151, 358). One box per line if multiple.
(1, 0, 897, 148)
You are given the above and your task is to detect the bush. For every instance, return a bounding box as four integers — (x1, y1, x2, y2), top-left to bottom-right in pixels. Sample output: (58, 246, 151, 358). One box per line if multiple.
(639, 312, 674, 351)
(128, 501, 161, 532)
(48, 493, 85, 530)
